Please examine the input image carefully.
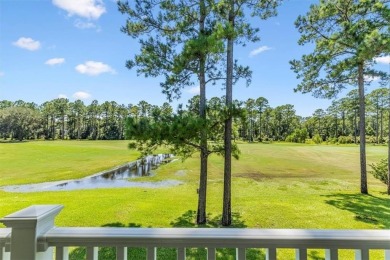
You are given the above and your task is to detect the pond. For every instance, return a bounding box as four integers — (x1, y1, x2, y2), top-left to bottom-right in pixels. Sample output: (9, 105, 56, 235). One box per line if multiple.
(1, 154, 182, 193)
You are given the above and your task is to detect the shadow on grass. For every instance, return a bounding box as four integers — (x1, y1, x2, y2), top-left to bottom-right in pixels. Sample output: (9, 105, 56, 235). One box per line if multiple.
(323, 193, 390, 228)
(0, 140, 28, 143)
(170, 210, 247, 228)
(308, 250, 325, 260)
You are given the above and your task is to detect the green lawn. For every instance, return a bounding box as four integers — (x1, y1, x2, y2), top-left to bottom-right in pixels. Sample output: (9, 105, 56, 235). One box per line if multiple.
(0, 141, 389, 259)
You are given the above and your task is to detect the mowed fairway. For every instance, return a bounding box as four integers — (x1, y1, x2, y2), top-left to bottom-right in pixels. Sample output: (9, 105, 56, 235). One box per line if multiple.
(0, 141, 389, 259)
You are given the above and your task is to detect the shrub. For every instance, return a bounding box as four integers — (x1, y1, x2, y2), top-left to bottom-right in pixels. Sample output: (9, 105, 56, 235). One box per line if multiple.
(326, 137, 338, 144)
(305, 139, 315, 144)
(369, 158, 389, 184)
(312, 134, 322, 144)
(338, 135, 354, 144)
(366, 135, 377, 144)
(285, 128, 308, 143)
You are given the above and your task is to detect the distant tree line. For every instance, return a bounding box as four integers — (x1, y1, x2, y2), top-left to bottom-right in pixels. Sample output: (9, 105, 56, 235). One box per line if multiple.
(1, 87, 389, 144)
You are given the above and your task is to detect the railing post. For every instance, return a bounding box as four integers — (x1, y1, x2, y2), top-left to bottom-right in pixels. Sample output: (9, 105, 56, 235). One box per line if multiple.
(0, 205, 63, 260)
(295, 248, 307, 260)
(207, 247, 216, 260)
(355, 249, 369, 260)
(236, 248, 246, 260)
(0, 247, 10, 260)
(385, 250, 390, 260)
(325, 248, 338, 260)
(177, 247, 185, 260)
(266, 248, 276, 260)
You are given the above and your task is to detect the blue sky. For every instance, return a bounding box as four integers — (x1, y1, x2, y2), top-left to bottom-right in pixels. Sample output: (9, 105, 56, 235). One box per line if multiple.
(1, 0, 389, 117)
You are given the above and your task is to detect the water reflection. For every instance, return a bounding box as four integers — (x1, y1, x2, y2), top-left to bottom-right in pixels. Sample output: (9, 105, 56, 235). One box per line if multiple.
(2, 154, 182, 193)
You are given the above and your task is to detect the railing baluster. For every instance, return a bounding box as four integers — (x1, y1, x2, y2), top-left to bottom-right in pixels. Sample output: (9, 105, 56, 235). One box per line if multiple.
(116, 246, 127, 260)
(0, 247, 10, 260)
(385, 250, 390, 260)
(87, 247, 98, 260)
(56, 246, 69, 260)
(325, 248, 338, 260)
(266, 248, 276, 260)
(147, 247, 156, 260)
(177, 247, 185, 260)
(236, 248, 246, 260)
(355, 249, 368, 260)
(295, 248, 307, 260)
(207, 247, 216, 260)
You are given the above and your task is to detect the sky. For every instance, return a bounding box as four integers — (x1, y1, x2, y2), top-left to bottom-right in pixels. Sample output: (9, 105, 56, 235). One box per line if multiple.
(0, 0, 389, 117)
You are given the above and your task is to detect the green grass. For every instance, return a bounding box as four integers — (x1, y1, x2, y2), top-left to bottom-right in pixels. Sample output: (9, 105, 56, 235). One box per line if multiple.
(0, 140, 141, 185)
(0, 141, 389, 259)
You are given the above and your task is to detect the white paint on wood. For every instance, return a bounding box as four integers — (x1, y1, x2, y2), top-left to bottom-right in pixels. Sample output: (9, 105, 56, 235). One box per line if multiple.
(0, 205, 63, 260)
(266, 248, 276, 260)
(207, 247, 216, 260)
(236, 248, 246, 260)
(177, 247, 185, 260)
(325, 248, 338, 260)
(355, 249, 369, 260)
(86, 247, 98, 260)
(116, 246, 127, 260)
(55, 246, 68, 260)
(147, 247, 156, 260)
(295, 248, 307, 260)
(385, 250, 390, 260)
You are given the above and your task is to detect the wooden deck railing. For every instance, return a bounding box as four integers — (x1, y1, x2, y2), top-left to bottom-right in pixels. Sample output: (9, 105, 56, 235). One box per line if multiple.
(1, 205, 390, 260)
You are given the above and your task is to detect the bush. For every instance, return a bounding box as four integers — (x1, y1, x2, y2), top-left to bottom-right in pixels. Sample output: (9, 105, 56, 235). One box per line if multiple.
(369, 158, 389, 184)
(326, 137, 338, 144)
(338, 135, 354, 144)
(305, 139, 315, 144)
(312, 134, 322, 144)
(285, 128, 308, 143)
(366, 135, 377, 144)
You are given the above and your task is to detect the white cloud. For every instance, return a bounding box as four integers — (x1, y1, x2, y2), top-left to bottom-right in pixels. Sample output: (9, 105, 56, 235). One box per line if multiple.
(249, 46, 272, 57)
(75, 61, 116, 76)
(374, 56, 390, 64)
(45, 58, 65, 66)
(13, 37, 41, 51)
(364, 75, 380, 82)
(187, 86, 200, 95)
(73, 91, 91, 100)
(58, 94, 68, 99)
(52, 0, 106, 20)
(74, 19, 96, 29)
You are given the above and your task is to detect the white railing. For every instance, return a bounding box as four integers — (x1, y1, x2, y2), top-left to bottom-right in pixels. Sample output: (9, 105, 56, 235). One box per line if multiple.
(1, 205, 390, 260)
(0, 228, 11, 260)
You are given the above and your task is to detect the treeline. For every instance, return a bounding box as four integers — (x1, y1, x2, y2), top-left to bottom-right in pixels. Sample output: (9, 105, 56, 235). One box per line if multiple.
(0, 86, 389, 143)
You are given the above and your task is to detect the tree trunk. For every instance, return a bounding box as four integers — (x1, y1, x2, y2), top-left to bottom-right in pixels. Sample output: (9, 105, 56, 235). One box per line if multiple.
(387, 92, 390, 195)
(51, 116, 55, 140)
(259, 111, 262, 141)
(222, 0, 234, 227)
(358, 62, 368, 194)
(376, 106, 379, 144)
(196, 0, 208, 225)
(380, 109, 383, 143)
(354, 110, 357, 144)
(62, 115, 66, 140)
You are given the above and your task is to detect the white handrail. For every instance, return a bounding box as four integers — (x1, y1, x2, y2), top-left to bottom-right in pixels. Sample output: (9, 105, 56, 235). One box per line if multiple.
(40, 227, 390, 249)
